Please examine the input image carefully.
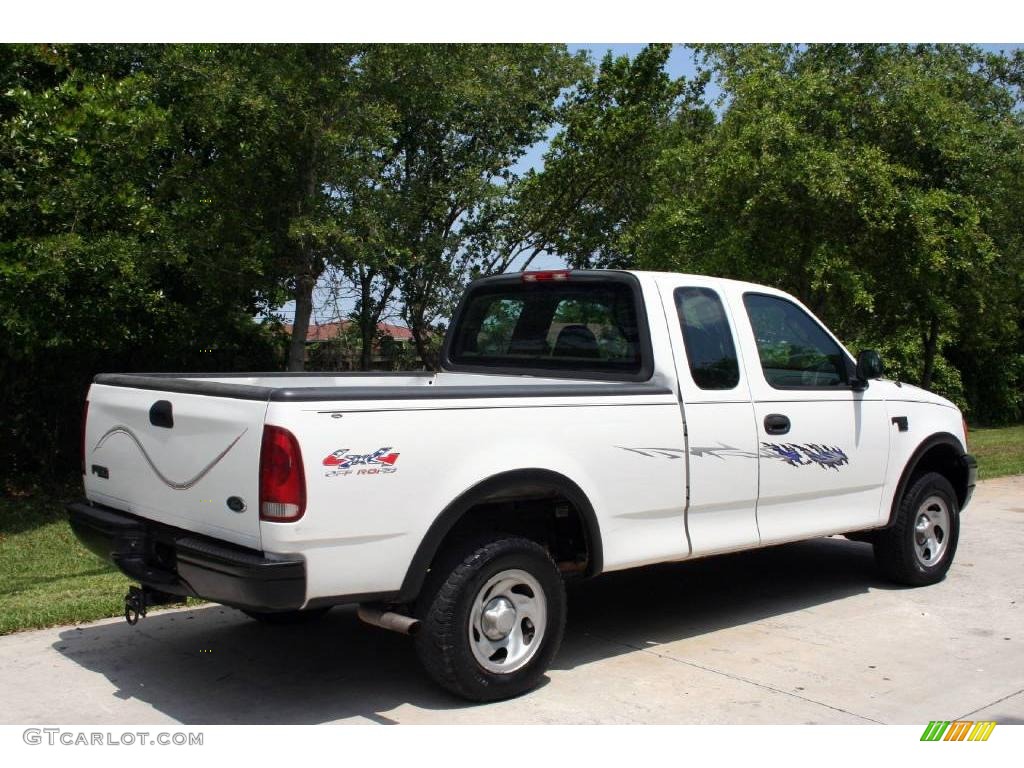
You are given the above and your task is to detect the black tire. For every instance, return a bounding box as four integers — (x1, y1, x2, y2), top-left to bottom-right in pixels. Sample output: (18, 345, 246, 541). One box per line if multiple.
(874, 471, 960, 586)
(241, 607, 331, 625)
(414, 535, 566, 702)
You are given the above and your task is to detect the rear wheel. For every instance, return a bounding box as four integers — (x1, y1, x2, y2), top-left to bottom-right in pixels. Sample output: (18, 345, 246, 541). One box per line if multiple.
(241, 607, 330, 625)
(415, 535, 566, 702)
(874, 472, 960, 586)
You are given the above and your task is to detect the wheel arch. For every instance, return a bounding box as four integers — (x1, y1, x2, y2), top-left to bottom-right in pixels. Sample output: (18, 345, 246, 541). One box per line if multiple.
(885, 432, 970, 527)
(396, 468, 603, 603)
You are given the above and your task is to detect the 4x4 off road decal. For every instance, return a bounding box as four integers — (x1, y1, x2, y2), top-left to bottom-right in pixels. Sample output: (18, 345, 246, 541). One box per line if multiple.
(323, 447, 400, 477)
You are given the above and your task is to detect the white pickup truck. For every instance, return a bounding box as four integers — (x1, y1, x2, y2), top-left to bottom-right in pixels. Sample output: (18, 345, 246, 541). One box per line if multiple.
(69, 269, 977, 701)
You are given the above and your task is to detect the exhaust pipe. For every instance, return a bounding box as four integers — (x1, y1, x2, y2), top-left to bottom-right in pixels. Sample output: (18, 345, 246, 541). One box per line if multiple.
(357, 605, 420, 636)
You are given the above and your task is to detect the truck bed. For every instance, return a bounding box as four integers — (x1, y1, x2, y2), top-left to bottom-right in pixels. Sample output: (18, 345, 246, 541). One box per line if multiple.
(83, 370, 678, 577)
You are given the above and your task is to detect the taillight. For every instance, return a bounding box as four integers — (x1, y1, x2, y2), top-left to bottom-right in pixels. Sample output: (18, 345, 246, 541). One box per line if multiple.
(521, 269, 571, 283)
(962, 418, 969, 450)
(81, 399, 89, 475)
(259, 425, 306, 522)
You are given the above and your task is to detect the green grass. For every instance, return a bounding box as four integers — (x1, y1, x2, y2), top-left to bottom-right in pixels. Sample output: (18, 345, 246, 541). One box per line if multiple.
(0, 484, 132, 635)
(1, 423, 1022, 635)
(970, 424, 1024, 480)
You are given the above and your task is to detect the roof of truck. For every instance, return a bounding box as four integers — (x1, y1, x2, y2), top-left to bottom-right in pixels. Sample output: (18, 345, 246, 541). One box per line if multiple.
(625, 270, 789, 294)
(474, 268, 794, 301)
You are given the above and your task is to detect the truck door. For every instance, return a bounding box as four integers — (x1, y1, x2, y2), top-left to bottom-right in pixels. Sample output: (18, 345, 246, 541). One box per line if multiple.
(736, 292, 890, 543)
(659, 280, 760, 556)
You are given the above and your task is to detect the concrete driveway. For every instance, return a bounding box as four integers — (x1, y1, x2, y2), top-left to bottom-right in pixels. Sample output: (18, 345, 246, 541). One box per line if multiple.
(1, 475, 1021, 725)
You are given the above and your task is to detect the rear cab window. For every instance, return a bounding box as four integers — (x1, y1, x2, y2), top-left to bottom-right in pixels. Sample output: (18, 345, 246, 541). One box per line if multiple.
(446, 273, 652, 380)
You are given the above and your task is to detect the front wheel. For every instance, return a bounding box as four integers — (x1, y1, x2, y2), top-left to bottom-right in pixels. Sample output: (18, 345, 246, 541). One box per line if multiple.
(874, 472, 960, 586)
(414, 535, 566, 702)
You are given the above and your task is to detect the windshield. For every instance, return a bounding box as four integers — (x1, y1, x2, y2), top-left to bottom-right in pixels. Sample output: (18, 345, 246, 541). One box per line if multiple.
(447, 278, 648, 378)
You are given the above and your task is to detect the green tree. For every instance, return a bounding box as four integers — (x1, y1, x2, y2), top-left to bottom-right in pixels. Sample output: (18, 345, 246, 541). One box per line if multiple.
(0, 44, 284, 478)
(635, 44, 1024, 417)
(356, 44, 582, 368)
(476, 44, 712, 274)
(153, 44, 390, 371)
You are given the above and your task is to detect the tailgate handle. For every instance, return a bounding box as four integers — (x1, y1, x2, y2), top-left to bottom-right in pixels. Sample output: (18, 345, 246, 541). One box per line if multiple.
(149, 400, 174, 429)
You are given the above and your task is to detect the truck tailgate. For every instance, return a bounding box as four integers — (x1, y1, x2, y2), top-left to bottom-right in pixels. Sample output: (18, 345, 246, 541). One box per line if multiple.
(83, 383, 267, 550)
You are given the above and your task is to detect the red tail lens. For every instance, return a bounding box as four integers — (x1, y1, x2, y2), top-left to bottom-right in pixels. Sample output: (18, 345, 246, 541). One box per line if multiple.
(521, 269, 571, 283)
(259, 425, 306, 522)
(81, 399, 90, 475)
(963, 418, 969, 450)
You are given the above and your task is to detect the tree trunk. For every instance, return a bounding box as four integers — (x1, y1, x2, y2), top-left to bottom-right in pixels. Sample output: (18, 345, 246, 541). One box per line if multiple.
(357, 268, 375, 371)
(921, 314, 940, 389)
(410, 314, 437, 370)
(359, 321, 375, 371)
(287, 274, 316, 371)
(353, 264, 398, 371)
(287, 129, 321, 372)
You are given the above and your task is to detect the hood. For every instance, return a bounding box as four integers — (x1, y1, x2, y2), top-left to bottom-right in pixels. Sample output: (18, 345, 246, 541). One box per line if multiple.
(872, 380, 958, 410)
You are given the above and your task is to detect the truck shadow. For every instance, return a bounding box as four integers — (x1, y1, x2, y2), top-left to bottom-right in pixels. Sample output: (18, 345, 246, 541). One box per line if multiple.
(52, 536, 887, 723)
(557, 536, 884, 669)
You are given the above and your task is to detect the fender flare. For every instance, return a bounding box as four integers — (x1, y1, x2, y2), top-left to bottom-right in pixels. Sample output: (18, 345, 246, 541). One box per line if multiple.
(395, 468, 603, 603)
(884, 431, 968, 527)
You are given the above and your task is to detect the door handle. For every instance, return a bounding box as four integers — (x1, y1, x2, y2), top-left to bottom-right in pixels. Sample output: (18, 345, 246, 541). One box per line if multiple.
(764, 413, 791, 435)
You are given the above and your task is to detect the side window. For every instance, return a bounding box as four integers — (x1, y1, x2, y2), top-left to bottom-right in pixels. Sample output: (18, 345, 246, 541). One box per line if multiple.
(743, 293, 848, 388)
(674, 287, 740, 390)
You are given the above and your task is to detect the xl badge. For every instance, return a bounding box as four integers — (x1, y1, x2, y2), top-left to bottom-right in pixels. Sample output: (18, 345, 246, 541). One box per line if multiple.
(323, 447, 400, 477)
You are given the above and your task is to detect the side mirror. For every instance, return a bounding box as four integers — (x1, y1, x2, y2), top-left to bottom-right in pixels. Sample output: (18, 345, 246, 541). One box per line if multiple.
(853, 349, 883, 390)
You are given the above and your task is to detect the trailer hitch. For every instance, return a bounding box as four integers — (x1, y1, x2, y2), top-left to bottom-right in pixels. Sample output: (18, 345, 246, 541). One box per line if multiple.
(123, 585, 180, 625)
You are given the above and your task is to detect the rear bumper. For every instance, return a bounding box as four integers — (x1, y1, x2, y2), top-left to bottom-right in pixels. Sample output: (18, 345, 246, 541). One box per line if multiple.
(962, 452, 978, 508)
(67, 500, 306, 611)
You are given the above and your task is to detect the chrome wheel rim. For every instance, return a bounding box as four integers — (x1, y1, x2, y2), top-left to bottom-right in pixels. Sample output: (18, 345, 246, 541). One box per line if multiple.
(468, 569, 547, 674)
(914, 495, 950, 567)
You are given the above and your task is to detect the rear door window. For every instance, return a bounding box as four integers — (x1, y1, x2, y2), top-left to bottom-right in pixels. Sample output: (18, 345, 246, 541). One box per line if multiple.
(674, 287, 740, 390)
